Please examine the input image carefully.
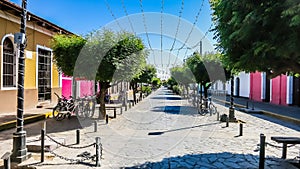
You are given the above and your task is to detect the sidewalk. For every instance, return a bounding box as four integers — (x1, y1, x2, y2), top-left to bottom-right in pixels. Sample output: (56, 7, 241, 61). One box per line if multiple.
(213, 95, 300, 124)
(0, 108, 53, 131)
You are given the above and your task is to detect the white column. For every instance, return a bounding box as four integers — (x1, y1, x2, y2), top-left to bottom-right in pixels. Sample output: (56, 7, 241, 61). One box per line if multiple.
(286, 76, 293, 104)
(261, 72, 266, 100)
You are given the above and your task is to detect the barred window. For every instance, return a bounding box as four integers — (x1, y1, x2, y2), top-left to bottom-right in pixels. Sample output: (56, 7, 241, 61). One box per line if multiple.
(2, 38, 16, 88)
(38, 48, 52, 101)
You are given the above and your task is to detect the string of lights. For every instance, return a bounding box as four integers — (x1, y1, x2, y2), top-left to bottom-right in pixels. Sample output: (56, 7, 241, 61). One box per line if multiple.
(167, 0, 184, 68)
(120, 0, 135, 34)
(104, 0, 123, 31)
(139, 0, 158, 66)
(160, 0, 164, 68)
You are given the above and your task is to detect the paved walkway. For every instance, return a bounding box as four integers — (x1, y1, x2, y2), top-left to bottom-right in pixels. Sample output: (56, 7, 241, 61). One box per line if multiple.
(0, 87, 299, 168)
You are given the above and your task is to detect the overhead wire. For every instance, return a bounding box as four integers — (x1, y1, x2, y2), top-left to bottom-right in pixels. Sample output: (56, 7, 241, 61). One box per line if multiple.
(104, 0, 123, 31)
(172, 0, 205, 66)
(139, 0, 158, 67)
(160, 0, 164, 68)
(167, 0, 184, 68)
(120, 0, 135, 34)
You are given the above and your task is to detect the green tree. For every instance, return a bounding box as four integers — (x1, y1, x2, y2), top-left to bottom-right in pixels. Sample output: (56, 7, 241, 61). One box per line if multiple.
(210, 0, 300, 77)
(130, 64, 156, 102)
(170, 65, 195, 97)
(51, 35, 86, 76)
(51, 30, 147, 118)
(151, 77, 161, 88)
(185, 52, 229, 98)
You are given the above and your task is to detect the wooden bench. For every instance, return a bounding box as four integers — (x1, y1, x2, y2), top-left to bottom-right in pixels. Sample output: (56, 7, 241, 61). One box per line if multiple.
(271, 136, 300, 159)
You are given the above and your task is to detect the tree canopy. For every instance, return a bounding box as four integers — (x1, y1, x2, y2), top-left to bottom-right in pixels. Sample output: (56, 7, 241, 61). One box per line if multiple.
(210, 0, 300, 77)
(185, 52, 229, 97)
(51, 29, 147, 118)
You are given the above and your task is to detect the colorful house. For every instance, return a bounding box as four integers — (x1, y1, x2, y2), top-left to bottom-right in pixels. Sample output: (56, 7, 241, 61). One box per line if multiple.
(0, 0, 72, 112)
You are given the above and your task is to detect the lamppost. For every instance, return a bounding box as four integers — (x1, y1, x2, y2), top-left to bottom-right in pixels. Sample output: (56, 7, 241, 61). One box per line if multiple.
(228, 74, 236, 122)
(11, 0, 31, 162)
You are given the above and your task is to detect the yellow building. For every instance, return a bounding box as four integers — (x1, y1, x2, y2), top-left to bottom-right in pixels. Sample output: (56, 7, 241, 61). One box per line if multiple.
(0, 0, 73, 113)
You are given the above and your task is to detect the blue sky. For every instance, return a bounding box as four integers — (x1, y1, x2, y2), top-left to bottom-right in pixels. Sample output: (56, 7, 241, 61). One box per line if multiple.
(10, 0, 216, 78)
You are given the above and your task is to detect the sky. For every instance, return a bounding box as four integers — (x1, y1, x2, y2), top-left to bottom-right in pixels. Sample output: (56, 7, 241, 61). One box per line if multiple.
(10, 0, 216, 79)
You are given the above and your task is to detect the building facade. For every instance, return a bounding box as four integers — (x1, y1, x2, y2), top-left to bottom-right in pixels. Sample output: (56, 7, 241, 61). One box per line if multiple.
(0, 0, 72, 112)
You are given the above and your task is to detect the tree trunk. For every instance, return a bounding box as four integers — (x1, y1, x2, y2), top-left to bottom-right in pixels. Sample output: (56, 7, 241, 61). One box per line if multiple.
(140, 82, 143, 100)
(133, 82, 137, 104)
(99, 81, 110, 119)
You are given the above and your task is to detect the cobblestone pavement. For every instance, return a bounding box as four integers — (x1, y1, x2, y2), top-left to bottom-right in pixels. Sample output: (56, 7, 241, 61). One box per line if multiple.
(1, 87, 299, 169)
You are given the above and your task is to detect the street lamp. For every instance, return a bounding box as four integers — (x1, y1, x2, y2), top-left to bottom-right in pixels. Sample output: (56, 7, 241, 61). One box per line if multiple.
(228, 74, 236, 122)
(11, 0, 31, 163)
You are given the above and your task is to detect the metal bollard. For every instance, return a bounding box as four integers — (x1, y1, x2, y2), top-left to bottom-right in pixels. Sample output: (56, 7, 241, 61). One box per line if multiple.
(41, 129, 45, 162)
(95, 137, 101, 167)
(114, 109, 116, 118)
(106, 114, 109, 124)
(246, 101, 249, 109)
(1, 152, 11, 169)
(226, 117, 229, 127)
(259, 133, 266, 169)
(239, 123, 243, 136)
(217, 111, 219, 121)
(94, 121, 97, 132)
(76, 129, 80, 144)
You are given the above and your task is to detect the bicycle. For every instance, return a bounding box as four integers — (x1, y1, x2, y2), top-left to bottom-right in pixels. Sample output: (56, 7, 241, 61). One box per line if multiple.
(75, 95, 96, 119)
(53, 93, 75, 121)
(197, 97, 217, 115)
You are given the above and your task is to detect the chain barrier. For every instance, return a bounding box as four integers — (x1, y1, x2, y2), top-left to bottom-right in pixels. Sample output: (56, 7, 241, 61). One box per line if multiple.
(45, 134, 95, 149)
(45, 148, 94, 163)
(43, 135, 103, 164)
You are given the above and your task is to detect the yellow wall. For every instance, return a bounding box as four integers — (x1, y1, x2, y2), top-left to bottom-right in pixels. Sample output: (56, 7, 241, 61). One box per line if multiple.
(0, 11, 62, 112)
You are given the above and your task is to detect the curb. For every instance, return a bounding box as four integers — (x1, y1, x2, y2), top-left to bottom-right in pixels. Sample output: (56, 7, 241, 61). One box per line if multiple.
(213, 98, 300, 125)
(0, 112, 52, 132)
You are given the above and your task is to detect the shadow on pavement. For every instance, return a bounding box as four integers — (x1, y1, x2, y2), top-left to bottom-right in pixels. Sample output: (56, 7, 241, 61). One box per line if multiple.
(123, 152, 262, 168)
(150, 96, 182, 100)
(0, 116, 94, 141)
(148, 121, 220, 135)
(151, 105, 199, 116)
(123, 152, 297, 169)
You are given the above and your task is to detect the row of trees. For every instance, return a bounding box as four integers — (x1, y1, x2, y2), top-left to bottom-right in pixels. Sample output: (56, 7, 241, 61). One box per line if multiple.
(167, 0, 300, 120)
(51, 29, 157, 118)
(169, 52, 230, 99)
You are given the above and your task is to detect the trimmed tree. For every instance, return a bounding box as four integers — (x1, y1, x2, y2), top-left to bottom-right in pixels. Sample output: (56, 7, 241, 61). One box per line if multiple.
(210, 0, 300, 77)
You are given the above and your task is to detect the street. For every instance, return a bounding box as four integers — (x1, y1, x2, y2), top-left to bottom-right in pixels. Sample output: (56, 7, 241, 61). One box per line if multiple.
(1, 87, 299, 168)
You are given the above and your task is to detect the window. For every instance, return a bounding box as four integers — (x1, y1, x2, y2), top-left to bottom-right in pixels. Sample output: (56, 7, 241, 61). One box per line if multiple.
(37, 48, 51, 101)
(2, 37, 16, 88)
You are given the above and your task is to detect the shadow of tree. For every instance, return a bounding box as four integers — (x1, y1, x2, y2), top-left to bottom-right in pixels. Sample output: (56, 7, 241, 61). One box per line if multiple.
(123, 152, 292, 169)
(151, 105, 201, 116)
(0, 116, 94, 141)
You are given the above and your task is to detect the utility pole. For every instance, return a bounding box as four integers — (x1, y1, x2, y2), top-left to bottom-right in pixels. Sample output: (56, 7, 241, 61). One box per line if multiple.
(199, 40, 202, 56)
(11, 0, 31, 162)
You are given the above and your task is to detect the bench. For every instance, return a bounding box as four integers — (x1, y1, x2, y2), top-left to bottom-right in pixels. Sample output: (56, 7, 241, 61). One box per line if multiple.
(271, 136, 300, 159)
(96, 104, 122, 118)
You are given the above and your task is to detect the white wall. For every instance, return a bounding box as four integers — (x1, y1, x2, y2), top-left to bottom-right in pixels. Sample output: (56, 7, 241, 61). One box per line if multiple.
(226, 72, 250, 97)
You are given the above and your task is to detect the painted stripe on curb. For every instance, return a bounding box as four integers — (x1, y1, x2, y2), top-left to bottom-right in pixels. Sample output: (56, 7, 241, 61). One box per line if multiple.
(0, 112, 52, 132)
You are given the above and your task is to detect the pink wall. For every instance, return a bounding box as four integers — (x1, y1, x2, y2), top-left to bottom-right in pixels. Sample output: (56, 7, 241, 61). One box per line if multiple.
(79, 80, 95, 97)
(62, 73, 72, 98)
(250, 72, 262, 101)
(271, 75, 287, 105)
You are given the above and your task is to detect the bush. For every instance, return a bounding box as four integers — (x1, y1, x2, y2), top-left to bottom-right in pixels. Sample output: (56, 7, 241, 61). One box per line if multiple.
(172, 85, 182, 95)
(142, 85, 152, 95)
